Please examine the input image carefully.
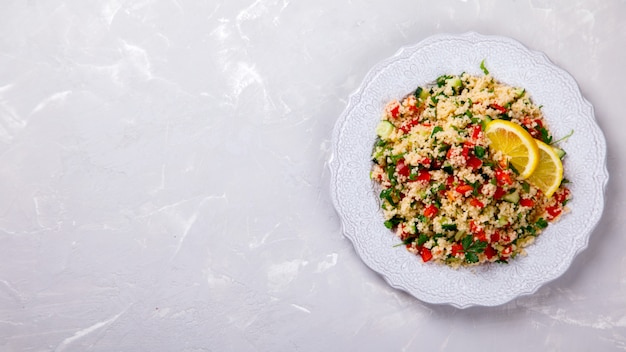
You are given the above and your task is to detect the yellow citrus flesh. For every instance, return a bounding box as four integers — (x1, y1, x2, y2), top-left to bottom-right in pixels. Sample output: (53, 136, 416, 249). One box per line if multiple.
(484, 120, 540, 179)
(527, 140, 564, 197)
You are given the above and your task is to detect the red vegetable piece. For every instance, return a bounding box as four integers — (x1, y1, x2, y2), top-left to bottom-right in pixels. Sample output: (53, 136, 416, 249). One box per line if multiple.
(493, 186, 506, 200)
(520, 198, 534, 207)
(420, 247, 433, 262)
(390, 105, 400, 118)
(484, 245, 497, 260)
(396, 159, 410, 177)
(469, 198, 484, 208)
(466, 156, 483, 169)
(423, 204, 438, 218)
(417, 170, 431, 182)
(451, 244, 464, 256)
(491, 103, 507, 113)
(495, 168, 513, 185)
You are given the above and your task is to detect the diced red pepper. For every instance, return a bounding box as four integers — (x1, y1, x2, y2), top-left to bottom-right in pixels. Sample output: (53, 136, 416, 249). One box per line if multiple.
(446, 176, 456, 189)
(466, 156, 483, 169)
(493, 186, 506, 200)
(461, 142, 473, 160)
(469, 220, 479, 234)
(451, 244, 464, 256)
(469, 198, 484, 208)
(500, 245, 513, 258)
(446, 147, 454, 160)
(400, 118, 419, 133)
(416, 170, 431, 182)
(390, 105, 400, 118)
(554, 188, 570, 205)
(495, 168, 513, 185)
(474, 230, 487, 242)
(491, 103, 507, 113)
(423, 204, 438, 218)
(420, 247, 433, 262)
(546, 204, 562, 220)
(519, 198, 534, 207)
(396, 159, 410, 177)
(484, 245, 497, 260)
(456, 184, 474, 195)
(471, 125, 482, 140)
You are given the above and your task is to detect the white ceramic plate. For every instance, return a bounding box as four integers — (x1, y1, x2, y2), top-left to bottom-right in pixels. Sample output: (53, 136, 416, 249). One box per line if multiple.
(329, 32, 608, 308)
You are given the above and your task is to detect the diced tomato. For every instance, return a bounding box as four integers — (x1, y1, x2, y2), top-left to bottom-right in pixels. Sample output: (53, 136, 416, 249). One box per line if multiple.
(469, 220, 479, 234)
(451, 244, 464, 256)
(471, 125, 482, 140)
(491, 103, 507, 113)
(446, 175, 456, 189)
(484, 245, 497, 260)
(456, 182, 474, 195)
(474, 230, 487, 242)
(469, 198, 484, 208)
(490, 231, 500, 243)
(390, 105, 400, 118)
(420, 247, 433, 262)
(416, 170, 431, 182)
(495, 168, 513, 185)
(446, 146, 454, 160)
(461, 142, 473, 160)
(396, 159, 410, 177)
(500, 245, 513, 258)
(519, 198, 535, 207)
(400, 118, 419, 133)
(420, 157, 432, 167)
(466, 156, 482, 169)
(554, 188, 570, 204)
(493, 186, 506, 200)
(546, 204, 562, 220)
(423, 204, 438, 218)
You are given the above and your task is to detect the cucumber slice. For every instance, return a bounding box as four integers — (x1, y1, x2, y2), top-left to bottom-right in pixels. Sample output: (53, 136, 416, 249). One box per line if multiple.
(481, 116, 493, 130)
(450, 77, 462, 89)
(376, 120, 395, 139)
(553, 146, 566, 159)
(503, 190, 520, 203)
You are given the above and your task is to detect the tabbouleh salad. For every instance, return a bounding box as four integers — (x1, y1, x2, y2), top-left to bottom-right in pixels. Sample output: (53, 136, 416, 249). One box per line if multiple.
(370, 63, 571, 267)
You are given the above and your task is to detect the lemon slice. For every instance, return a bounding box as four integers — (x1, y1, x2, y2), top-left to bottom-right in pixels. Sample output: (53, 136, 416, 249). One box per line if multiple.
(527, 140, 564, 197)
(484, 120, 540, 179)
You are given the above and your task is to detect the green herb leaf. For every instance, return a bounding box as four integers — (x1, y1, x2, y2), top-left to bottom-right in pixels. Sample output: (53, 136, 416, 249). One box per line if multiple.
(417, 234, 429, 247)
(442, 223, 457, 231)
(414, 87, 423, 99)
(431, 126, 444, 138)
(436, 74, 452, 87)
(536, 218, 549, 229)
(539, 126, 552, 144)
(474, 146, 486, 158)
(522, 182, 530, 193)
(480, 59, 489, 75)
(461, 235, 472, 250)
(465, 252, 479, 263)
(552, 129, 574, 145)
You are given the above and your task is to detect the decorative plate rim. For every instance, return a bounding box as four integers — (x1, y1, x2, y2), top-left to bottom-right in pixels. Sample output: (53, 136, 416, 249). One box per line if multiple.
(329, 32, 608, 308)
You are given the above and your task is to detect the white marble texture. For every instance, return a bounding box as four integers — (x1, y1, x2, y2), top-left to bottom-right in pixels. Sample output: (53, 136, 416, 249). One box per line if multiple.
(0, 0, 624, 351)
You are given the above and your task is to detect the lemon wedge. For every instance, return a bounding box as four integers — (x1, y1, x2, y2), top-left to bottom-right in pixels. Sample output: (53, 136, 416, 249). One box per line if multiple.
(527, 140, 564, 197)
(484, 120, 540, 179)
